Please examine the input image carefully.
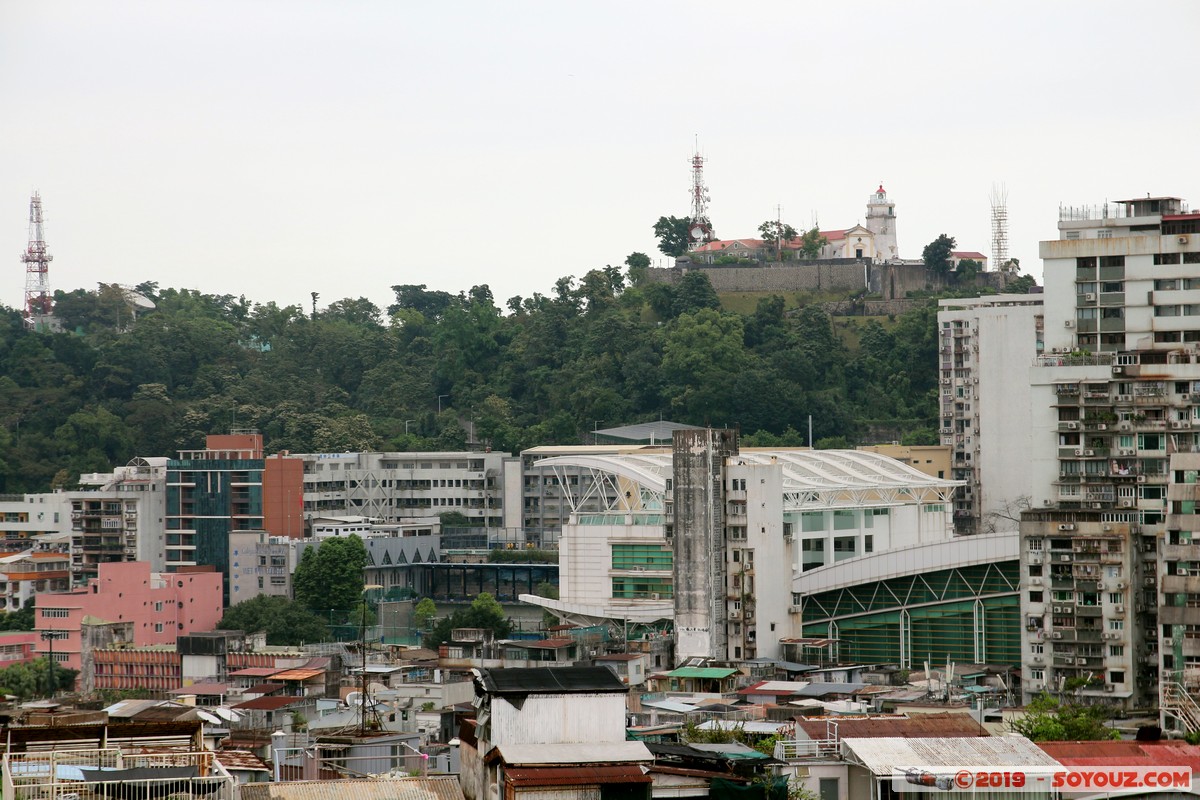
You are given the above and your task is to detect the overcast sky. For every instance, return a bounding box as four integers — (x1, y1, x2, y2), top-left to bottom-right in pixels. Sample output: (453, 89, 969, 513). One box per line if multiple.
(2, 1, 1198, 315)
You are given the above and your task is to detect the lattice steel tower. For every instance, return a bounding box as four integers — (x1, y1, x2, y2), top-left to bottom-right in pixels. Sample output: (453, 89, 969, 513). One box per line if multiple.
(687, 140, 715, 248)
(990, 183, 1009, 271)
(21, 192, 53, 329)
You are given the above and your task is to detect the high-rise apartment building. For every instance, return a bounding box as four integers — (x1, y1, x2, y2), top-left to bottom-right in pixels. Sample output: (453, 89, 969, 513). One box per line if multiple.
(937, 295, 1044, 534)
(1020, 195, 1200, 710)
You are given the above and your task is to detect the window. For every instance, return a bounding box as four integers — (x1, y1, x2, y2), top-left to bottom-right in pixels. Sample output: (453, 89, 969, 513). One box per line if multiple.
(1108, 592, 1123, 605)
(1110, 671, 1125, 684)
(154, 623, 164, 633)
(154, 601, 163, 612)
(40, 609, 69, 619)
(1108, 645, 1125, 657)
(611, 544, 672, 571)
(1030, 669, 1044, 681)
(1029, 591, 1043, 602)
(1031, 643, 1044, 654)
(801, 512, 825, 532)
(1109, 619, 1124, 631)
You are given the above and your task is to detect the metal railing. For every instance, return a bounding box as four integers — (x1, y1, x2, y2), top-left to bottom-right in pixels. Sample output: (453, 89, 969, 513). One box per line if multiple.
(3, 748, 234, 800)
(773, 738, 840, 760)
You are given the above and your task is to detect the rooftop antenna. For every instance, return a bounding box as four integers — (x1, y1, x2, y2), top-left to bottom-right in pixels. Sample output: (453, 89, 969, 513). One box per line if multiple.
(990, 183, 1008, 271)
(21, 192, 54, 331)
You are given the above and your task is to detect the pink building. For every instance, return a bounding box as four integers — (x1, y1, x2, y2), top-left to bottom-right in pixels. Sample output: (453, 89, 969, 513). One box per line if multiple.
(0, 631, 38, 666)
(34, 562, 223, 674)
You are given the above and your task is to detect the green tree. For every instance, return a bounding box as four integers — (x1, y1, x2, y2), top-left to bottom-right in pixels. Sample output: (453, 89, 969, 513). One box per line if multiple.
(414, 598, 438, 631)
(672, 271, 721, 317)
(0, 598, 35, 631)
(292, 535, 369, 619)
(922, 234, 957, 276)
(956, 258, 983, 280)
(757, 220, 799, 261)
(424, 591, 512, 648)
(1008, 693, 1119, 741)
(653, 216, 692, 258)
(218, 594, 330, 646)
(625, 252, 651, 287)
(797, 226, 828, 259)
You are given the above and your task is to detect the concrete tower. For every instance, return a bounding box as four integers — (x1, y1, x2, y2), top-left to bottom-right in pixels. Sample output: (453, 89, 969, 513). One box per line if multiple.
(865, 184, 898, 261)
(672, 428, 738, 661)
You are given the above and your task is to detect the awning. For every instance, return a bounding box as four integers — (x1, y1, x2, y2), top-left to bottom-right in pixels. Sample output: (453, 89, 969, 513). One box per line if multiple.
(505, 765, 651, 787)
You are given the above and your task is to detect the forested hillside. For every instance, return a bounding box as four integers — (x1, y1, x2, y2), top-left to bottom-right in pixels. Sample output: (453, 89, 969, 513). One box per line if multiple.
(0, 267, 947, 493)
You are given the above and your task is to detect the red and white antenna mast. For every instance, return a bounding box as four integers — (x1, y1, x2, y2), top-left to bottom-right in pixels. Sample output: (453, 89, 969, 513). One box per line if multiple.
(21, 192, 54, 329)
(687, 137, 714, 248)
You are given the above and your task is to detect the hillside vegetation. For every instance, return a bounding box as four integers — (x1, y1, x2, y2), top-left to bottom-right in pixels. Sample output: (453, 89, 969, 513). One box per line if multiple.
(0, 269, 948, 492)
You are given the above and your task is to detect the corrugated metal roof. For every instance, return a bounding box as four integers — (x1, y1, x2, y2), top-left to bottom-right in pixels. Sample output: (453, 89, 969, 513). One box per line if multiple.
(244, 682, 285, 695)
(233, 695, 305, 711)
(169, 683, 229, 695)
(495, 741, 653, 766)
(667, 668, 738, 679)
(240, 777, 464, 800)
(214, 750, 270, 773)
(477, 666, 627, 695)
(795, 713, 986, 741)
(230, 667, 280, 677)
(737, 681, 809, 695)
(795, 682, 867, 697)
(843, 736, 1060, 775)
(272, 668, 323, 681)
(1039, 740, 1200, 768)
(504, 765, 652, 787)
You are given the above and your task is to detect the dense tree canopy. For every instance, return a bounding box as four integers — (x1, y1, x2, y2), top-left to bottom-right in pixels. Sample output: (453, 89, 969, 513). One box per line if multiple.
(922, 234, 957, 275)
(292, 535, 369, 620)
(653, 216, 692, 258)
(218, 594, 330, 645)
(0, 263, 998, 493)
(424, 592, 512, 648)
(1008, 692, 1119, 741)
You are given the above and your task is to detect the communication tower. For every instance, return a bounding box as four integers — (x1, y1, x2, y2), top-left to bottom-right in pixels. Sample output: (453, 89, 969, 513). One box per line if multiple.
(687, 139, 714, 248)
(21, 192, 54, 330)
(990, 183, 1009, 271)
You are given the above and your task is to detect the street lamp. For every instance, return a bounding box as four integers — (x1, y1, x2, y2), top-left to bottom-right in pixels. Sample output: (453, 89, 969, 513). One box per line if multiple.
(40, 630, 68, 697)
(437, 395, 449, 414)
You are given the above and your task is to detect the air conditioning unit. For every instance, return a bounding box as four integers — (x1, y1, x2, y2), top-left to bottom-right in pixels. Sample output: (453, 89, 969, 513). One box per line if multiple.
(1113, 366, 1124, 375)
(1084, 450, 1096, 456)
(1058, 524, 1076, 531)
(1102, 524, 1113, 532)
(1065, 319, 1075, 328)
(1105, 685, 1115, 693)
(1053, 606, 1062, 613)
(1179, 567, 1189, 576)
(1066, 421, 1079, 430)
(1052, 632, 1063, 639)
(1116, 582, 1125, 590)
(728, 609, 742, 620)
(1137, 475, 1147, 483)
(1119, 448, 1135, 456)
(1030, 576, 1042, 585)
(1043, 499, 1054, 506)
(1164, 637, 1175, 646)
(1033, 655, 1044, 663)
(1180, 235, 1190, 245)
(788, 604, 802, 614)
(1116, 395, 1133, 403)
(1060, 554, 1072, 562)
(941, 378, 951, 385)
(1115, 604, 1125, 613)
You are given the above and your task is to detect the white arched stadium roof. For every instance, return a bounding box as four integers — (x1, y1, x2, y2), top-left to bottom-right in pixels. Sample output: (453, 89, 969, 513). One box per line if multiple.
(534, 449, 961, 511)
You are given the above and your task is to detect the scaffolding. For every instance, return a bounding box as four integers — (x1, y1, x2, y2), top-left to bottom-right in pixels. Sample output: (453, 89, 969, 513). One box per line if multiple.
(990, 183, 1008, 271)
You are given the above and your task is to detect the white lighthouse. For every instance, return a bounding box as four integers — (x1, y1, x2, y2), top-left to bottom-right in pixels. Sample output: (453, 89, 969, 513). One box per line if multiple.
(864, 184, 899, 261)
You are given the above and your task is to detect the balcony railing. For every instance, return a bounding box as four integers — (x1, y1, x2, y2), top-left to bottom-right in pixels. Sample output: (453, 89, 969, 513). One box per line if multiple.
(3, 748, 235, 800)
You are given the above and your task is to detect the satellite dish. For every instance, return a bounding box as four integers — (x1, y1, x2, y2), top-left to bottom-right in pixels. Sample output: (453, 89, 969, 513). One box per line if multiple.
(368, 682, 388, 696)
(345, 691, 364, 706)
(196, 710, 221, 725)
(120, 287, 157, 309)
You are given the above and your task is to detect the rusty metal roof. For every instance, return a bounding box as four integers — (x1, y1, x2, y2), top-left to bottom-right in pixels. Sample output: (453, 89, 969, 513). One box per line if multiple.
(271, 668, 323, 681)
(795, 713, 986, 741)
(233, 695, 306, 711)
(214, 750, 270, 773)
(241, 777, 465, 800)
(1039, 740, 1200, 767)
(505, 765, 652, 787)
